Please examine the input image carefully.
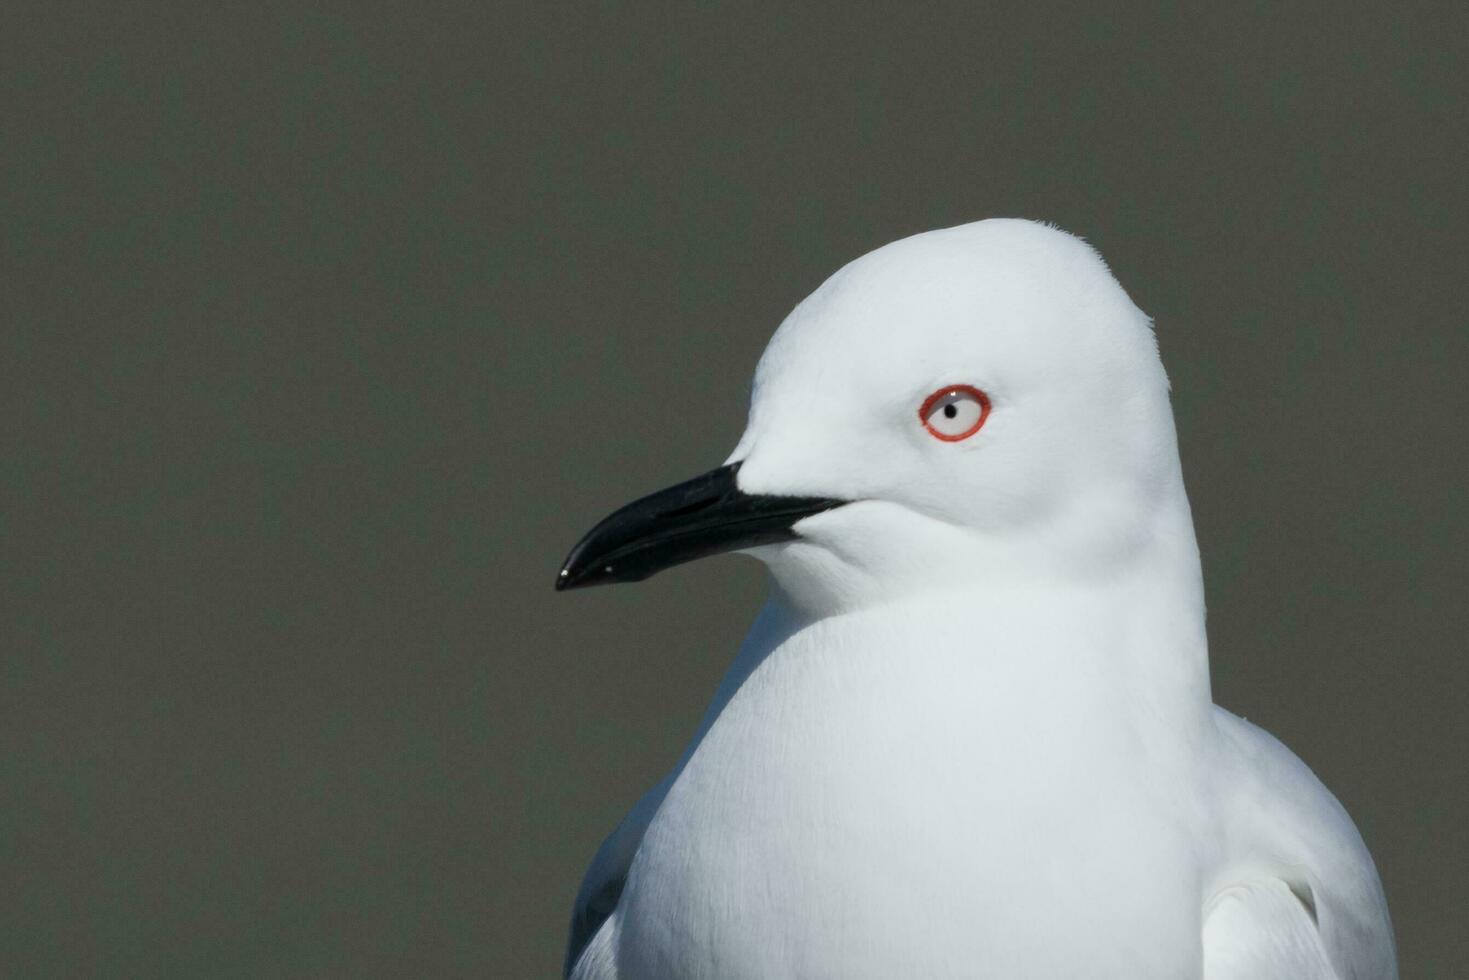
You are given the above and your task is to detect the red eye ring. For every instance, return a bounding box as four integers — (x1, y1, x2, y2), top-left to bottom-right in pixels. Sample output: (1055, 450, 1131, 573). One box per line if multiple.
(919, 384, 991, 442)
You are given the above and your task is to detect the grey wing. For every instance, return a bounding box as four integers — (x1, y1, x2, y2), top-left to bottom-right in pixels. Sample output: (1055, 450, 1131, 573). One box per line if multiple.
(564, 776, 671, 979)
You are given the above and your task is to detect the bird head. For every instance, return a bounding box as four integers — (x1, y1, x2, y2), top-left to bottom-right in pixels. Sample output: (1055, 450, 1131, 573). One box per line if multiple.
(558, 219, 1192, 616)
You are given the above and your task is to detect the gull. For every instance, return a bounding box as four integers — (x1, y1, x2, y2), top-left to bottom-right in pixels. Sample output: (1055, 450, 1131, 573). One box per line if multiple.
(554, 219, 1397, 979)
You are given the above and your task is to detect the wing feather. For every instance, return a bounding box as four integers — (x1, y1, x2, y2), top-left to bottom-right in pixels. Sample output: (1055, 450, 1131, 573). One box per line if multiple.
(1203, 877, 1340, 980)
(564, 777, 671, 978)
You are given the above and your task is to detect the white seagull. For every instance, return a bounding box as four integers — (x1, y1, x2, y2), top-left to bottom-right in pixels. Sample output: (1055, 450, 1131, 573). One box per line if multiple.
(555, 219, 1396, 979)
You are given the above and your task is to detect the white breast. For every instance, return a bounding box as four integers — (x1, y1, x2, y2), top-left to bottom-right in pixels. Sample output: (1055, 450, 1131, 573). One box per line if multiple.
(615, 593, 1209, 980)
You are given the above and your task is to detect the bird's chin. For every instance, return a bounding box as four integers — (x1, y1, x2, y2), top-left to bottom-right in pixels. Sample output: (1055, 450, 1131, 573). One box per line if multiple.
(745, 510, 930, 619)
(742, 538, 863, 620)
(745, 501, 993, 619)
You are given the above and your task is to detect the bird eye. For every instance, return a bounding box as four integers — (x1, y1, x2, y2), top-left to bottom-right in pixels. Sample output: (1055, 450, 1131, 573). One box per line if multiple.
(919, 384, 990, 442)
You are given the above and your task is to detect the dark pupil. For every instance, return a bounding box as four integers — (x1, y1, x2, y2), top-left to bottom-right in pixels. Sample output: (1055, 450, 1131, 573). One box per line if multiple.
(942, 403, 958, 419)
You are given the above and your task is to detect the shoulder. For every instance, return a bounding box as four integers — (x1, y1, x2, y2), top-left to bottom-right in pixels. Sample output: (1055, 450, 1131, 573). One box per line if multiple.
(564, 775, 671, 978)
(1205, 708, 1397, 980)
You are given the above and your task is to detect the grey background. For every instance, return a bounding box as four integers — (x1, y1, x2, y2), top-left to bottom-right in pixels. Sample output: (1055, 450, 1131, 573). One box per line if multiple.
(4, 3, 1465, 977)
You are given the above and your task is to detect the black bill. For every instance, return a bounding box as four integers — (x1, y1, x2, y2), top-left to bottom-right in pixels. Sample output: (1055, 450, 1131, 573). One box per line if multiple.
(555, 462, 844, 590)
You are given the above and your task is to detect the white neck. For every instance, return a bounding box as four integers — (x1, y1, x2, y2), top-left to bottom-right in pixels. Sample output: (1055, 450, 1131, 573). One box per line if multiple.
(702, 498, 1211, 763)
